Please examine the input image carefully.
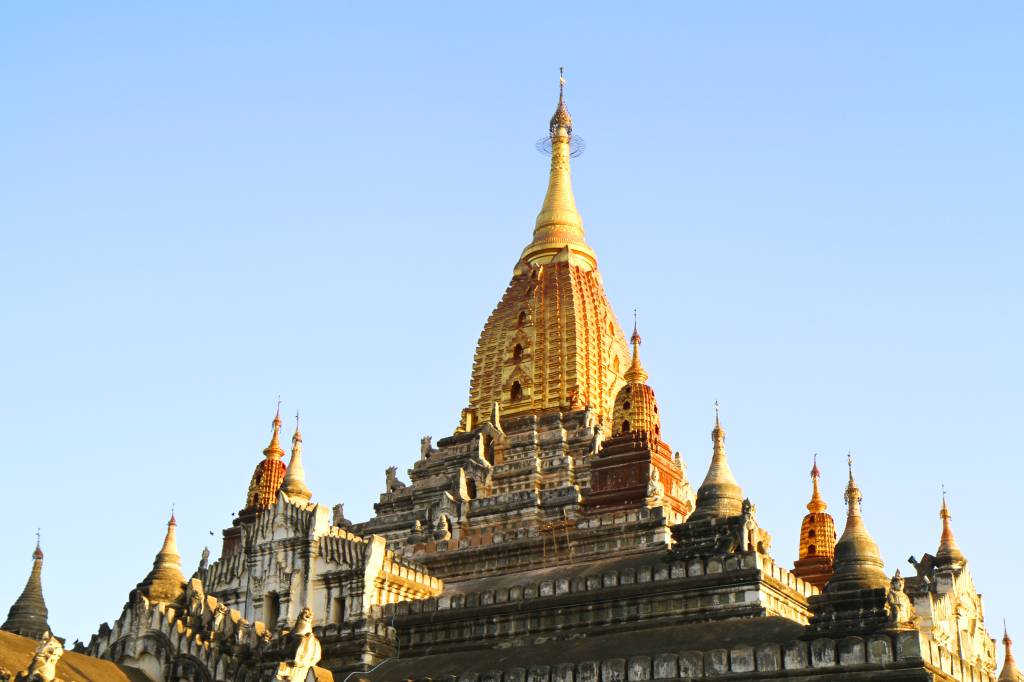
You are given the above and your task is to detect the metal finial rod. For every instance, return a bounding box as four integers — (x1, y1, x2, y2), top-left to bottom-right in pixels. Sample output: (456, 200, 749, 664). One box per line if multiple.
(714, 400, 720, 426)
(295, 411, 300, 428)
(559, 66, 565, 96)
(35, 528, 40, 546)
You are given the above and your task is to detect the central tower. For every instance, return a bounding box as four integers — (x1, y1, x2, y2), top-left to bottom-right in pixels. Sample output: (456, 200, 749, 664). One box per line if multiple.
(465, 72, 631, 430)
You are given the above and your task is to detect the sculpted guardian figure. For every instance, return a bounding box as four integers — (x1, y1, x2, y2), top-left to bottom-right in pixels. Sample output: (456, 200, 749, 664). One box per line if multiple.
(276, 607, 322, 681)
(886, 570, 918, 626)
(15, 632, 64, 682)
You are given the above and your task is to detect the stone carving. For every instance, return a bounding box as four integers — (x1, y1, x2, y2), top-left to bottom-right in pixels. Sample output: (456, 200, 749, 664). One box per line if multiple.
(385, 466, 407, 493)
(434, 515, 452, 541)
(15, 632, 64, 682)
(420, 436, 433, 459)
(332, 503, 349, 527)
(886, 570, 917, 627)
(646, 466, 664, 500)
(275, 607, 322, 681)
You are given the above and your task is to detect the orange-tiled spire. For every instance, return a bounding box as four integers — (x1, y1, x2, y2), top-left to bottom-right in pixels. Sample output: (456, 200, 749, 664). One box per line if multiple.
(936, 489, 966, 566)
(244, 402, 288, 511)
(612, 319, 660, 438)
(1001, 623, 1022, 682)
(793, 455, 837, 589)
(281, 412, 312, 503)
(137, 511, 185, 604)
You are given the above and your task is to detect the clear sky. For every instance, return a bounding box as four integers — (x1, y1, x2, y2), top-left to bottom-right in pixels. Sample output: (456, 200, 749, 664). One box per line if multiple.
(1, 2, 1021, 645)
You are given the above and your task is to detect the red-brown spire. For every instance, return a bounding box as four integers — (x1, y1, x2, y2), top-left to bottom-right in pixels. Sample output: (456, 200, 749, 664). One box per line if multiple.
(1001, 623, 1021, 682)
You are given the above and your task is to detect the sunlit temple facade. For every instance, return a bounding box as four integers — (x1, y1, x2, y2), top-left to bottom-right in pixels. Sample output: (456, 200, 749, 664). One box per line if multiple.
(1, 77, 1019, 682)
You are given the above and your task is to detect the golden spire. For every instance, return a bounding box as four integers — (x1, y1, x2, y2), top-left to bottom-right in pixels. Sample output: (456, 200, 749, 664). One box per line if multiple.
(690, 402, 744, 520)
(807, 454, 827, 513)
(623, 312, 649, 384)
(936, 488, 966, 566)
(825, 454, 888, 592)
(281, 412, 313, 503)
(137, 511, 185, 604)
(522, 68, 597, 270)
(263, 398, 285, 460)
(1001, 623, 1022, 682)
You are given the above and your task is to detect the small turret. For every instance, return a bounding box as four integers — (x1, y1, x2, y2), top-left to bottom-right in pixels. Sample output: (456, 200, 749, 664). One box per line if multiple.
(281, 412, 313, 504)
(611, 321, 660, 438)
(1, 536, 51, 640)
(689, 403, 744, 521)
(935, 490, 966, 568)
(137, 512, 186, 604)
(244, 402, 288, 511)
(792, 455, 837, 589)
(824, 455, 888, 592)
(1000, 624, 1022, 682)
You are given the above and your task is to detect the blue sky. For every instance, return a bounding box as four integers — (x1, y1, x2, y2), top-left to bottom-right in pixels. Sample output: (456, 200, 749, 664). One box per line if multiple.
(1, 3, 1021, 644)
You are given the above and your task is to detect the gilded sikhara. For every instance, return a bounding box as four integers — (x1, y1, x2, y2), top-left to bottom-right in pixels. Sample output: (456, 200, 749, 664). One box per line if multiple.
(465, 74, 631, 432)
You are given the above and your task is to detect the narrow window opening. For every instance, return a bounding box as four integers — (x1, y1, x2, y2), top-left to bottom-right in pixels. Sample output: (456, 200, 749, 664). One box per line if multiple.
(623, 400, 631, 410)
(263, 592, 280, 628)
(622, 420, 631, 433)
(808, 544, 817, 555)
(808, 529, 816, 539)
(510, 381, 523, 401)
(517, 311, 527, 327)
(513, 344, 524, 362)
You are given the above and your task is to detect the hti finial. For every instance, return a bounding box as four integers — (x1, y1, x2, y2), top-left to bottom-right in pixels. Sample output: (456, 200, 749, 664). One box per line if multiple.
(559, 67, 565, 96)
(169, 503, 176, 525)
(811, 453, 820, 478)
(847, 452, 853, 478)
(714, 400, 720, 426)
(275, 396, 282, 420)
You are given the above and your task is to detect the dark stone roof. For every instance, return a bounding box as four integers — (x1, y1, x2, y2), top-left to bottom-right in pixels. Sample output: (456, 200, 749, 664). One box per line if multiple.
(363, 617, 805, 679)
(0, 630, 151, 682)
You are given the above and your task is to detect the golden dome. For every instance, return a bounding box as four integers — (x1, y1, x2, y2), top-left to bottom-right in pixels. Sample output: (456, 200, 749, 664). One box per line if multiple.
(825, 455, 888, 593)
(281, 413, 312, 503)
(466, 74, 630, 429)
(936, 492, 966, 566)
(611, 325, 660, 438)
(137, 513, 185, 604)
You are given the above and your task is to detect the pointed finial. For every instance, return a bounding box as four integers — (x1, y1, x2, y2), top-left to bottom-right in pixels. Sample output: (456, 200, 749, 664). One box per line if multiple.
(807, 454, 827, 513)
(843, 452, 862, 514)
(559, 66, 565, 96)
(33, 529, 43, 560)
(623, 314, 648, 383)
(264, 399, 285, 459)
(169, 503, 176, 526)
(282, 410, 312, 503)
(936, 487, 965, 565)
(714, 400, 721, 427)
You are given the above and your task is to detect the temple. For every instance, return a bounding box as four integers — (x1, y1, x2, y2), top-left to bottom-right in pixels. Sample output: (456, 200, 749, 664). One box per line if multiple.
(1, 74, 1015, 682)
